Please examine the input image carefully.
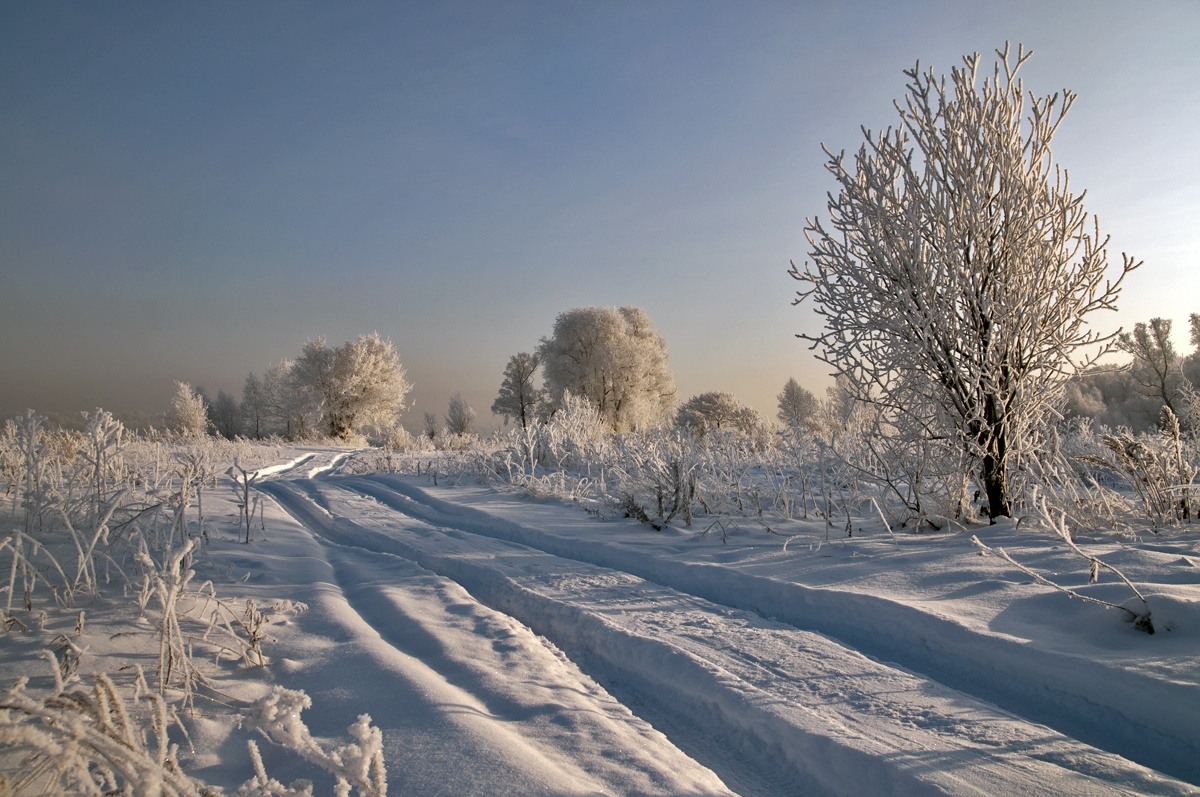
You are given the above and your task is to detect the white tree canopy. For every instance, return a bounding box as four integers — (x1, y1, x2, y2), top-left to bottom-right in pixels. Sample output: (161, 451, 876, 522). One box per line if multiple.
(790, 44, 1138, 518)
(291, 333, 411, 439)
(676, 392, 764, 439)
(537, 306, 676, 433)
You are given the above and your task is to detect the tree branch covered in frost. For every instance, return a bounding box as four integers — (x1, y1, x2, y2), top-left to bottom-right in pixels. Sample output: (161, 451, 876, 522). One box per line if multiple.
(972, 489, 1154, 633)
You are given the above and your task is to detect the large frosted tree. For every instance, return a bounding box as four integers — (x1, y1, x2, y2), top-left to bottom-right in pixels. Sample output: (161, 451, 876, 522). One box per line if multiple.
(291, 332, 411, 439)
(537, 306, 676, 433)
(790, 44, 1137, 519)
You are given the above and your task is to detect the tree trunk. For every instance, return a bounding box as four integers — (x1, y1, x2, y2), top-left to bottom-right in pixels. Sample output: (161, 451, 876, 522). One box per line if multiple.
(980, 452, 1010, 521)
(980, 395, 1012, 520)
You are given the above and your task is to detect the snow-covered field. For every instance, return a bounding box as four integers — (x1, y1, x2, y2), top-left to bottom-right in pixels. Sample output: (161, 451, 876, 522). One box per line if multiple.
(4, 446, 1200, 795)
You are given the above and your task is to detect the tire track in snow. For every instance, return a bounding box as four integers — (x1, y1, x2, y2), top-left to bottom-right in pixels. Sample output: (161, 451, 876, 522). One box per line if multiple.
(310, 537, 738, 796)
(262, 477, 824, 797)
(351, 473, 1200, 788)
(260, 477, 1191, 797)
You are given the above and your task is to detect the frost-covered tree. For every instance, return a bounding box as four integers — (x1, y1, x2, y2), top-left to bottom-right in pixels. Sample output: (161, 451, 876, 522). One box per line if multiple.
(777, 378, 819, 431)
(208, 389, 241, 439)
(240, 372, 266, 439)
(444, 393, 476, 435)
(676, 392, 763, 439)
(790, 44, 1137, 519)
(422, 411, 439, 440)
(1188, 314, 1200, 383)
(1119, 318, 1186, 425)
(261, 358, 310, 439)
(1061, 378, 1107, 423)
(810, 375, 871, 447)
(491, 352, 544, 430)
(537, 306, 676, 433)
(291, 333, 411, 440)
(165, 381, 209, 439)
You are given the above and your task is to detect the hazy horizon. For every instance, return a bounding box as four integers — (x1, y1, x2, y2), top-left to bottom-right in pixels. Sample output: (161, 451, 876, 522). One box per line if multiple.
(3, 2, 1197, 432)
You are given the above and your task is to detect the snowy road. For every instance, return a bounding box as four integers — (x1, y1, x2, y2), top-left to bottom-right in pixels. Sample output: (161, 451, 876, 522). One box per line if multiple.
(249, 467, 1198, 796)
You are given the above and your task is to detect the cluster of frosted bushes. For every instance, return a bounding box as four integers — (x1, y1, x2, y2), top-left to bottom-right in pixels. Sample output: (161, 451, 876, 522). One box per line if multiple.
(347, 398, 1200, 540)
(0, 410, 386, 795)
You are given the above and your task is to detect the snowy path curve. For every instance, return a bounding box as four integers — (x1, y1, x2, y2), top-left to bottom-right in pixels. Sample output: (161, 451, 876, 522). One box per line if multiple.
(257, 473, 1195, 796)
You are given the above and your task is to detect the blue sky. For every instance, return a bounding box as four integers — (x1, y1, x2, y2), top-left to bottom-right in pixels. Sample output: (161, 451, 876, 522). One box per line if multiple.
(2, 1, 1197, 430)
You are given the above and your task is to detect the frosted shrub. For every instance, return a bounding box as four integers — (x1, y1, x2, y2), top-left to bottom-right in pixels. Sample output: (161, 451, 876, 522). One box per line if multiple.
(607, 430, 698, 530)
(1035, 412, 1200, 531)
(0, 411, 386, 791)
(0, 670, 356, 797)
(535, 390, 609, 470)
(78, 409, 126, 526)
(0, 419, 20, 503)
(0, 668, 207, 796)
(13, 411, 51, 535)
(242, 687, 387, 797)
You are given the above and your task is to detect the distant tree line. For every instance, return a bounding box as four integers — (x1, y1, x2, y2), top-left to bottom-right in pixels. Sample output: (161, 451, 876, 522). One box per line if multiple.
(490, 304, 828, 446)
(1064, 315, 1200, 433)
(168, 332, 412, 442)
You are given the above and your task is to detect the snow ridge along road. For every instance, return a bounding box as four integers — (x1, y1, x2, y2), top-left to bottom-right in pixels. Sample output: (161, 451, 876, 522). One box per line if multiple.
(257, 472, 1197, 796)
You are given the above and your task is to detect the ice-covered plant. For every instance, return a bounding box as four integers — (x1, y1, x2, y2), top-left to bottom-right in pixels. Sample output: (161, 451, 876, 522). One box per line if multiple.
(14, 411, 50, 535)
(242, 686, 387, 797)
(135, 538, 210, 703)
(973, 489, 1154, 633)
(1068, 410, 1200, 528)
(228, 459, 260, 544)
(78, 409, 126, 527)
(0, 668, 206, 796)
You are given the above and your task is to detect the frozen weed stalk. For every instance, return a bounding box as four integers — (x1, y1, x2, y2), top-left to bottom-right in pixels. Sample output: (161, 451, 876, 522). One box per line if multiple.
(0, 409, 390, 791)
(228, 458, 260, 543)
(973, 489, 1154, 633)
(0, 667, 205, 796)
(242, 686, 387, 797)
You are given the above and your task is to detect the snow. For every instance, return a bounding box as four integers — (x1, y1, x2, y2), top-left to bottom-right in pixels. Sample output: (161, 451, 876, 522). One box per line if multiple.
(5, 446, 1199, 795)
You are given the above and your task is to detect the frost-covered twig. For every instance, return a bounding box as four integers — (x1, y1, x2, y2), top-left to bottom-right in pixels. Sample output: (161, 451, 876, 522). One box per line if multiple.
(972, 489, 1153, 633)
